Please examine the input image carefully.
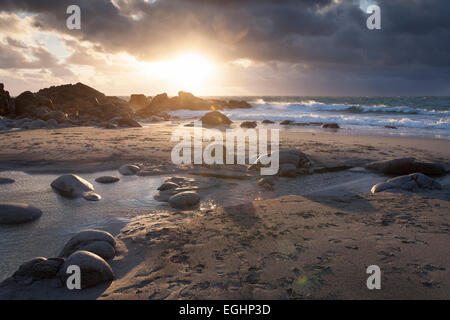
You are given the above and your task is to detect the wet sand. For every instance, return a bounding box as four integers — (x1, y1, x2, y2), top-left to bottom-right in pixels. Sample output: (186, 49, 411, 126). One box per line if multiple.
(0, 122, 449, 299)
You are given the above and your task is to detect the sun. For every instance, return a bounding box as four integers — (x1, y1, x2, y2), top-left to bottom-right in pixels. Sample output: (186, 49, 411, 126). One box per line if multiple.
(140, 53, 214, 93)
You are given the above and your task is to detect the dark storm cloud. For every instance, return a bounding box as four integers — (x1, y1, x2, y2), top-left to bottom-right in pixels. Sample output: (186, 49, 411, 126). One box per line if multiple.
(1, 0, 449, 94)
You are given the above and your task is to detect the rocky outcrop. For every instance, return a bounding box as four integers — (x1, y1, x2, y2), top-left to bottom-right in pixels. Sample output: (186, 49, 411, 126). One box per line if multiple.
(50, 174, 101, 201)
(137, 91, 253, 116)
(371, 173, 442, 193)
(366, 158, 447, 176)
(129, 94, 151, 108)
(14, 91, 55, 116)
(0, 203, 42, 225)
(0, 83, 14, 116)
(200, 111, 232, 127)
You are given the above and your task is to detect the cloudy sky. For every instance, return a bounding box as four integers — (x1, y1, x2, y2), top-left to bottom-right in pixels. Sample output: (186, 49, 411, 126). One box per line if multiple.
(0, 0, 449, 96)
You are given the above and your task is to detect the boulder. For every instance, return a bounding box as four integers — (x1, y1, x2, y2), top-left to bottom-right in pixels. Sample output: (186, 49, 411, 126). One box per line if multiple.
(119, 164, 140, 175)
(58, 251, 114, 289)
(227, 100, 252, 109)
(46, 119, 59, 128)
(114, 117, 142, 128)
(0, 177, 15, 184)
(279, 164, 297, 178)
(95, 176, 120, 184)
(0, 203, 42, 225)
(240, 121, 257, 128)
(262, 119, 275, 124)
(366, 158, 447, 176)
(200, 111, 232, 127)
(42, 110, 68, 123)
(59, 229, 116, 259)
(13, 257, 64, 280)
(322, 123, 340, 129)
(168, 191, 200, 209)
(157, 182, 180, 191)
(371, 173, 442, 193)
(50, 174, 100, 201)
(280, 120, 294, 125)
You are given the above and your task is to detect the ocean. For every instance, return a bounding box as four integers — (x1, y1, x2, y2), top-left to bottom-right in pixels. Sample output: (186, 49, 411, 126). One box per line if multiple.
(169, 96, 450, 139)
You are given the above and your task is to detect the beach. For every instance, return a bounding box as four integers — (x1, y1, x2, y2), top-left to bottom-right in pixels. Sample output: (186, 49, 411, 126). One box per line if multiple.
(0, 121, 449, 299)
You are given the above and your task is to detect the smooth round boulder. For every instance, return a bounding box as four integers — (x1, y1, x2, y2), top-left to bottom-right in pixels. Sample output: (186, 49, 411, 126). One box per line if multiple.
(59, 229, 116, 258)
(13, 257, 65, 280)
(322, 123, 340, 129)
(78, 241, 116, 260)
(157, 182, 180, 191)
(371, 173, 442, 193)
(95, 176, 120, 184)
(366, 158, 446, 176)
(50, 174, 95, 199)
(240, 121, 257, 128)
(0, 203, 42, 225)
(200, 111, 232, 127)
(262, 120, 275, 124)
(119, 164, 140, 175)
(168, 191, 200, 209)
(58, 251, 114, 289)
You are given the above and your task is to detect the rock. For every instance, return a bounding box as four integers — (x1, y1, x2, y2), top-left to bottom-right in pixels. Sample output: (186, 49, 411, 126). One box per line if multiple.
(28, 119, 47, 129)
(279, 164, 297, 178)
(384, 125, 398, 129)
(157, 182, 180, 191)
(200, 111, 232, 127)
(119, 164, 140, 175)
(59, 229, 116, 258)
(95, 176, 120, 184)
(0, 177, 15, 184)
(58, 251, 114, 289)
(14, 91, 54, 116)
(42, 110, 68, 123)
(76, 241, 116, 260)
(154, 189, 178, 202)
(13, 257, 65, 280)
(168, 191, 200, 209)
(280, 120, 294, 125)
(129, 94, 151, 108)
(0, 203, 42, 225)
(240, 121, 257, 128)
(227, 100, 252, 109)
(366, 158, 447, 176)
(262, 119, 275, 124)
(322, 123, 340, 129)
(46, 119, 59, 127)
(251, 149, 311, 171)
(371, 173, 442, 193)
(114, 117, 142, 128)
(50, 174, 100, 201)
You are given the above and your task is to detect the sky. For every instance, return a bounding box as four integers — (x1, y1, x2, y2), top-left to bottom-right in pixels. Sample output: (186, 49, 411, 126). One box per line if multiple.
(0, 0, 449, 96)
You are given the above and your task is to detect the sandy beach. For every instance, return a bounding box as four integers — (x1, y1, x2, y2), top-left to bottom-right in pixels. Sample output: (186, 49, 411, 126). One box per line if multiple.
(0, 122, 449, 299)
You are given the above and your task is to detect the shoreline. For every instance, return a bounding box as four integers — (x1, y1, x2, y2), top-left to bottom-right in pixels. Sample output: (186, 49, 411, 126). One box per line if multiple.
(0, 121, 449, 299)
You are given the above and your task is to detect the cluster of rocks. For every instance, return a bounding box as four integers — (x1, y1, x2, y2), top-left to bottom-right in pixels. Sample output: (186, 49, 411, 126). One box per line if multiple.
(5, 229, 116, 289)
(249, 149, 312, 178)
(0, 83, 14, 116)
(154, 177, 200, 209)
(371, 173, 442, 193)
(136, 91, 252, 117)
